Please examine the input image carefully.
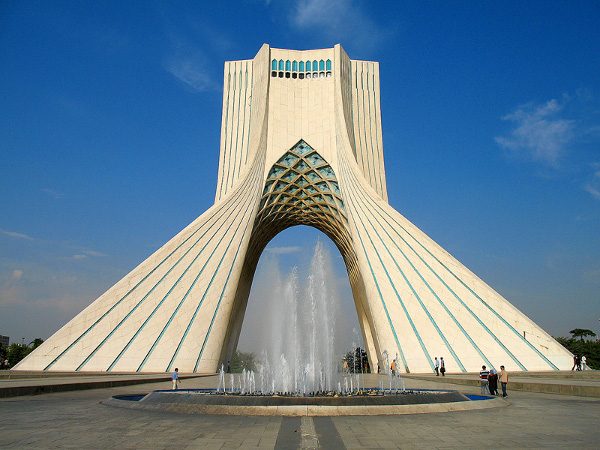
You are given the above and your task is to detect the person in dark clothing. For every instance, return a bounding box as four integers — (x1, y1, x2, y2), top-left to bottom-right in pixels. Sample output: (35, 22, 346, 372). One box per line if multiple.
(488, 368, 498, 395)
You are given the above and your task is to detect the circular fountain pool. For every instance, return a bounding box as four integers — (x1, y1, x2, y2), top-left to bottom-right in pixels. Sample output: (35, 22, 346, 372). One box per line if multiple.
(104, 388, 506, 416)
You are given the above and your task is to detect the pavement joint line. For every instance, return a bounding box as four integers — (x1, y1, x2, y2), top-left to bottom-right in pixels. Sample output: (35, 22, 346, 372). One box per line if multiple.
(300, 416, 319, 448)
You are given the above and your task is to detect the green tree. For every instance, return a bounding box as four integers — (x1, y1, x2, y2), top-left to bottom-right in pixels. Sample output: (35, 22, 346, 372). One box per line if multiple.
(343, 347, 370, 373)
(569, 328, 597, 342)
(7, 343, 31, 367)
(30, 338, 44, 350)
(556, 334, 600, 370)
(0, 343, 7, 367)
(232, 350, 257, 373)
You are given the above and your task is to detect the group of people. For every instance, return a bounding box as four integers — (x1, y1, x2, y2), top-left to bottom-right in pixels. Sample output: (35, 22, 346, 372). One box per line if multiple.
(571, 354, 588, 371)
(479, 365, 509, 397)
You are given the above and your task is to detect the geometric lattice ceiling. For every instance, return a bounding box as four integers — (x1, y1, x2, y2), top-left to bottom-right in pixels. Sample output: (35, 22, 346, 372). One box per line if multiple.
(251, 140, 358, 281)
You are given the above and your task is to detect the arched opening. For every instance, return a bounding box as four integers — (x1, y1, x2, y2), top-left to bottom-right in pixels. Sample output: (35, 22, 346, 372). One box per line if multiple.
(236, 227, 363, 371)
(218, 140, 379, 373)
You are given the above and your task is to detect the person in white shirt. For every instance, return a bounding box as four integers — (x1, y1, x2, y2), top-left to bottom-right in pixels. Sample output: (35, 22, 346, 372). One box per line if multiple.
(172, 368, 180, 390)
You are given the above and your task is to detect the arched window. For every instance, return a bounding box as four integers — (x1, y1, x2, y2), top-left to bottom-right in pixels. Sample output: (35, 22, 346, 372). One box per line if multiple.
(272, 59, 277, 70)
(326, 59, 331, 70)
(306, 61, 311, 71)
(285, 60, 291, 71)
(292, 61, 298, 71)
(279, 59, 284, 71)
(299, 61, 304, 72)
(319, 60, 325, 71)
(313, 60, 318, 71)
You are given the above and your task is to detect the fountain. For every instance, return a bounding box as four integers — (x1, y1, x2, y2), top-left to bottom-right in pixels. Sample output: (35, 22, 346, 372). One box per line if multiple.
(105, 241, 505, 415)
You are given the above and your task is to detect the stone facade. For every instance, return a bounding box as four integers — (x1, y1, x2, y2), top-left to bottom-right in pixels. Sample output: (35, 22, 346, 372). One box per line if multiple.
(16, 44, 572, 374)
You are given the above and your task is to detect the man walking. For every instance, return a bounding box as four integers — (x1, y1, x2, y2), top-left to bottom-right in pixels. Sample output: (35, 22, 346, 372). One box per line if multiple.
(479, 365, 490, 395)
(434, 357, 439, 376)
(172, 368, 180, 390)
(440, 357, 445, 376)
(498, 365, 508, 398)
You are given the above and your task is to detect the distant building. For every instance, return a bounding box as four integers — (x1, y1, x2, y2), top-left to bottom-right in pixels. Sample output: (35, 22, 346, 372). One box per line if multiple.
(0, 335, 9, 349)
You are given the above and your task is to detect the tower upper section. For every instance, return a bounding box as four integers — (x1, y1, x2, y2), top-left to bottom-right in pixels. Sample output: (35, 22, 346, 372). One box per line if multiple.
(215, 44, 388, 203)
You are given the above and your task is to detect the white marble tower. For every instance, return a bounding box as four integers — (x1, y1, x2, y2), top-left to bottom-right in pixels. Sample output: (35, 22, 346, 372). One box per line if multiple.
(16, 45, 572, 373)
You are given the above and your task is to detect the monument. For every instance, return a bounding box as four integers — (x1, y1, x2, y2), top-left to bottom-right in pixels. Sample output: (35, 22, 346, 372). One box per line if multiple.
(16, 44, 572, 374)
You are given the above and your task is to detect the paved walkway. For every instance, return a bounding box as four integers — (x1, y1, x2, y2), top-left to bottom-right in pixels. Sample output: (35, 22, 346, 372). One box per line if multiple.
(1, 373, 599, 448)
(0, 371, 208, 398)
(403, 370, 600, 398)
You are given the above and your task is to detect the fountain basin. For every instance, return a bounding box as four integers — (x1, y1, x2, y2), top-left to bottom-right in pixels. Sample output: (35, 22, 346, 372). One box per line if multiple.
(103, 389, 507, 416)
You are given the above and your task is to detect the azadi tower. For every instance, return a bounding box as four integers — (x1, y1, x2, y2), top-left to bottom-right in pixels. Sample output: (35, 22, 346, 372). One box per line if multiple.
(17, 44, 571, 374)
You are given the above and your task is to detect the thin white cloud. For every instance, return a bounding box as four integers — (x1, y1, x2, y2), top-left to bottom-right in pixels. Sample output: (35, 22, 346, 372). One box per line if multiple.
(1, 229, 34, 240)
(163, 28, 217, 93)
(165, 52, 216, 92)
(496, 93, 600, 201)
(84, 250, 108, 257)
(12, 269, 23, 280)
(265, 246, 301, 254)
(41, 188, 64, 199)
(584, 170, 600, 201)
(494, 98, 575, 168)
(290, 0, 390, 52)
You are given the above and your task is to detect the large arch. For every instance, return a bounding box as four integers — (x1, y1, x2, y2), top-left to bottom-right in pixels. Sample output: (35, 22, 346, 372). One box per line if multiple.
(219, 140, 376, 369)
(16, 44, 572, 373)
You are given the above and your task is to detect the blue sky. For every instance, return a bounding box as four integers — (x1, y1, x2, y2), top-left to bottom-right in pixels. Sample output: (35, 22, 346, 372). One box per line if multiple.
(1, 1, 599, 346)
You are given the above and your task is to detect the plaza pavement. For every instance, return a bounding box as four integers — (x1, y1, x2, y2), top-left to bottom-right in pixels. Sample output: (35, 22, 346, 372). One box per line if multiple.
(1, 371, 599, 448)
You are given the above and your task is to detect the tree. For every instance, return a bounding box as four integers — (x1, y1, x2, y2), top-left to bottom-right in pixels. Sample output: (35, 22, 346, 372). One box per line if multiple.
(232, 350, 257, 372)
(7, 344, 31, 367)
(569, 329, 597, 342)
(556, 333, 600, 370)
(343, 347, 370, 373)
(3, 338, 44, 367)
(30, 338, 44, 350)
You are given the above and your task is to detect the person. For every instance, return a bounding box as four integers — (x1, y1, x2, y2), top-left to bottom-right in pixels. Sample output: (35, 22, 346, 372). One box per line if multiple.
(498, 365, 508, 398)
(479, 365, 490, 395)
(227, 361, 231, 373)
(171, 368, 179, 390)
(434, 357, 439, 376)
(488, 368, 498, 396)
(377, 362, 380, 373)
(576, 354, 582, 371)
(440, 357, 445, 376)
(582, 355, 587, 370)
(391, 360, 396, 376)
(572, 354, 578, 371)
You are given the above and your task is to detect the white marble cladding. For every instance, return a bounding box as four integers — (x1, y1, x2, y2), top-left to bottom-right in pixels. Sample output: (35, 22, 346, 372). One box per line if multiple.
(15, 44, 572, 374)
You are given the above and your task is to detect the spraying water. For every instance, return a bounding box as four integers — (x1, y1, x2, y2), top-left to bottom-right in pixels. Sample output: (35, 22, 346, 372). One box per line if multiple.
(219, 239, 405, 396)
(257, 240, 340, 394)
